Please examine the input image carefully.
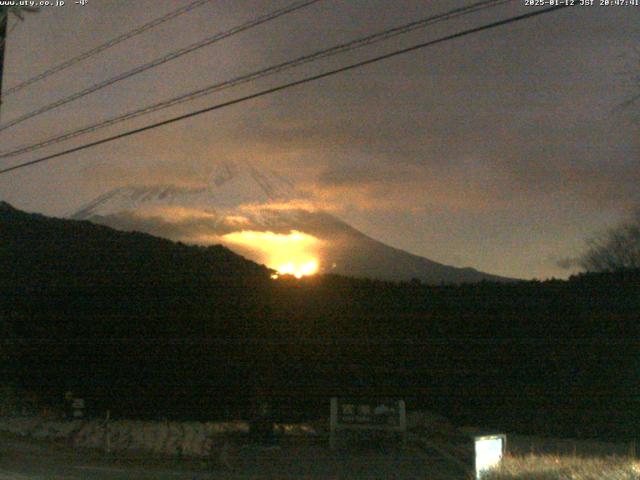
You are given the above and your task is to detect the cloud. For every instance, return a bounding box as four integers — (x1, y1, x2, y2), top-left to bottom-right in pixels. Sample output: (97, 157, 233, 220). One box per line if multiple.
(2, 0, 637, 280)
(555, 257, 580, 270)
(91, 208, 228, 244)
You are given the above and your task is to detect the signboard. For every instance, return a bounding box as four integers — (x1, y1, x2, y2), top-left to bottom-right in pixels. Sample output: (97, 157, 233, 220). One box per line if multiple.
(474, 434, 506, 479)
(329, 397, 406, 449)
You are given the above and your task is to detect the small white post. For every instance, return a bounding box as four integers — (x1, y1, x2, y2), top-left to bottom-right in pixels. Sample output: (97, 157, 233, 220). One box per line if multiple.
(329, 397, 338, 450)
(475, 434, 506, 479)
(105, 409, 111, 454)
(398, 400, 407, 448)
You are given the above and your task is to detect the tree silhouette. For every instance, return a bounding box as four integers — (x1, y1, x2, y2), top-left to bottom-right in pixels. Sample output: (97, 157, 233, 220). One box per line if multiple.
(617, 48, 640, 121)
(579, 208, 640, 272)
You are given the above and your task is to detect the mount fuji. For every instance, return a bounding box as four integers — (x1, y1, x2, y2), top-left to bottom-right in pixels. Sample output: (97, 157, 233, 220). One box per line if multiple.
(71, 161, 513, 284)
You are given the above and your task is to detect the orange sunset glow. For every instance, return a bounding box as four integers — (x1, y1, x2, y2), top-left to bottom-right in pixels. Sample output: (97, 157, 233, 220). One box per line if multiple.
(221, 230, 321, 278)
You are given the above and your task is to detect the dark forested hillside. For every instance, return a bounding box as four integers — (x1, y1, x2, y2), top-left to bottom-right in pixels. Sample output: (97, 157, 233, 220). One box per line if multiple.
(2, 202, 639, 439)
(0, 201, 269, 288)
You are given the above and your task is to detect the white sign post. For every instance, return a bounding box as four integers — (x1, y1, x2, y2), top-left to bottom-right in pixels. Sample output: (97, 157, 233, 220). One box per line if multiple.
(474, 434, 506, 479)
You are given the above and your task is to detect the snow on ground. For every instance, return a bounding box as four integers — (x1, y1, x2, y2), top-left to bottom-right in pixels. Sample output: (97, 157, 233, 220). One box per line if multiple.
(0, 415, 254, 458)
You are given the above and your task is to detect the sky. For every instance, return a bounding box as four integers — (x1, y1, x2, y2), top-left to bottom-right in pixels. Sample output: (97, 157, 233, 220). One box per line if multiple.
(0, 0, 638, 280)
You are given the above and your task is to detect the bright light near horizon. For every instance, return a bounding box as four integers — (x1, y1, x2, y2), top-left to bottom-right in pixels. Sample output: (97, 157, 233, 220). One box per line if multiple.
(222, 230, 321, 279)
(277, 260, 319, 279)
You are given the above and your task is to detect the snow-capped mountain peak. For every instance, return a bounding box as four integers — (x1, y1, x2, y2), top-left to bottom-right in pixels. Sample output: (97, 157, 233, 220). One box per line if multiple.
(71, 161, 514, 284)
(72, 160, 297, 219)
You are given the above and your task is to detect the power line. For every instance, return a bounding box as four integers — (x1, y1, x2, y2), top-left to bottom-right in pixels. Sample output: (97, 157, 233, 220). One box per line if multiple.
(0, 4, 572, 177)
(0, 7, 36, 53)
(0, 0, 323, 133)
(2, 0, 213, 98)
(0, 0, 513, 160)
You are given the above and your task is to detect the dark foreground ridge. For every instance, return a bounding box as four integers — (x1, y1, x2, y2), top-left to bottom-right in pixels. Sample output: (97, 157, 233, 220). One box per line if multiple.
(0, 200, 270, 288)
(1, 203, 639, 440)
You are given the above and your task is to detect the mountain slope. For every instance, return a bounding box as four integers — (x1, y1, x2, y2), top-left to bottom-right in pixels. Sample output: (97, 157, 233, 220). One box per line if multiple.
(72, 161, 295, 219)
(0, 200, 269, 291)
(70, 163, 514, 283)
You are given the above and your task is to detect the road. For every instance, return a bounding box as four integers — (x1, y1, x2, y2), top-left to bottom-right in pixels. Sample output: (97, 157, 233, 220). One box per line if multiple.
(0, 431, 460, 479)
(0, 433, 223, 479)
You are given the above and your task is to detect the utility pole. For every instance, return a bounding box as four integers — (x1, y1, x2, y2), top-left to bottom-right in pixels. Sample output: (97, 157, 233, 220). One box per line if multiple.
(0, 7, 8, 116)
(0, 6, 38, 118)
